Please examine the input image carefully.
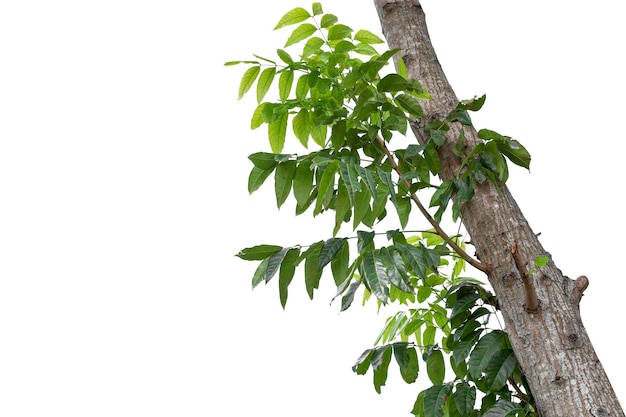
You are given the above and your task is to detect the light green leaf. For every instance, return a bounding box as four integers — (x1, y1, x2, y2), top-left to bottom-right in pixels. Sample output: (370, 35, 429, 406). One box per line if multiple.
(320, 14, 338, 28)
(310, 124, 327, 147)
(274, 7, 311, 30)
(302, 36, 325, 57)
(250, 103, 266, 129)
(278, 69, 294, 102)
(354, 29, 384, 44)
(397, 57, 408, 78)
(377, 73, 409, 92)
(274, 160, 297, 208)
(256, 67, 276, 103)
(268, 111, 288, 153)
(238, 66, 260, 99)
(312, 2, 323, 15)
(292, 108, 311, 147)
(285, 23, 317, 47)
(276, 48, 294, 64)
(327, 24, 353, 40)
(247, 165, 274, 194)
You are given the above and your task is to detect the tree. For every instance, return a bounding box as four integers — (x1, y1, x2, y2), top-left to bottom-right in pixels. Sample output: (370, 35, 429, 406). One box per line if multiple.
(228, 2, 624, 416)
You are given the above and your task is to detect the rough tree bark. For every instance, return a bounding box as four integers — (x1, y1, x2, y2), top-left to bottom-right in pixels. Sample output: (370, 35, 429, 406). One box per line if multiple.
(373, 1, 624, 416)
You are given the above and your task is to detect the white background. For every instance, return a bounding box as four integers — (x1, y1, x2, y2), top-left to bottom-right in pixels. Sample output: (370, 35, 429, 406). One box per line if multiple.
(1, 0, 624, 415)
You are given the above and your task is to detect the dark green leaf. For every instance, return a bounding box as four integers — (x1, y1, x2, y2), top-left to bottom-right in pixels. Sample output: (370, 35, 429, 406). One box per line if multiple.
(468, 330, 506, 379)
(377, 168, 397, 208)
(314, 160, 339, 215)
(426, 348, 445, 385)
(293, 160, 314, 206)
(357, 230, 375, 253)
(236, 244, 282, 261)
(393, 342, 419, 383)
(274, 160, 297, 208)
(377, 73, 409, 92)
(423, 385, 452, 417)
(285, 23, 317, 47)
(454, 382, 476, 416)
(397, 243, 428, 280)
(458, 95, 486, 112)
(330, 240, 350, 286)
(279, 248, 300, 308)
(251, 257, 269, 288)
(274, 7, 311, 30)
(371, 345, 393, 393)
(238, 66, 260, 99)
(352, 348, 373, 375)
(264, 247, 290, 283)
(318, 238, 347, 270)
(452, 330, 482, 364)
(304, 241, 323, 299)
(484, 349, 517, 392)
(248, 152, 287, 170)
(339, 161, 361, 205)
(497, 138, 531, 170)
(450, 293, 481, 322)
(395, 93, 425, 117)
(362, 251, 390, 304)
(256, 67, 276, 103)
(483, 400, 524, 417)
(341, 277, 362, 311)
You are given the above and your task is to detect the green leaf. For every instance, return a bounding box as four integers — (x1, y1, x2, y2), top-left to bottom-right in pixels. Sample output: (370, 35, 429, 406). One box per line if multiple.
(395, 93, 425, 117)
(264, 247, 290, 283)
(497, 138, 531, 170)
(256, 67, 276, 103)
(468, 330, 506, 379)
(371, 345, 393, 393)
(274, 7, 311, 30)
(248, 152, 285, 170)
(397, 197, 411, 229)
(320, 14, 338, 28)
(292, 109, 312, 147)
(377, 73, 409, 92)
(330, 240, 350, 286)
(397, 57, 408, 79)
(268, 111, 289, 153)
(452, 330, 482, 365)
(327, 24, 353, 40)
(238, 66, 260, 99)
(279, 248, 300, 308)
(423, 385, 452, 417)
(459, 95, 486, 112)
(318, 238, 347, 270)
(362, 251, 390, 304)
(450, 293, 481, 322)
(311, 2, 323, 15)
(454, 382, 476, 416)
(339, 161, 361, 205)
(285, 23, 317, 47)
(302, 36, 325, 57)
(426, 348, 445, 385)
(276, 48, 294, 64)
(278, 70, 294, 102)
(352, 348, 373, 375)
(483, 400, 524, 417)
(275, 160, 297, 208)
(293, 160, 314, 206)
(393, 342, 419, 383)
(377, 168, 397, 208)
(354, 29, 385, 44)
(304, 241, 323, 299)
(314, 160, 339, 215)
(251, 257, 270, 288)
(397, 243, 428, 280)
(310, 124, 327, 147)
(484, 349, 517, 392)
(341, 277, 362, 311)
(250, 103, 266, 130)
(236, 244, 282, 261)
(357, 230, 376, 253)
(247, 165, 274, 194)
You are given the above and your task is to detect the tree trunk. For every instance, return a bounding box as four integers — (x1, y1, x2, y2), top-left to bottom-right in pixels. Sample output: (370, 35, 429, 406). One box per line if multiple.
(373, 1, 624, 416)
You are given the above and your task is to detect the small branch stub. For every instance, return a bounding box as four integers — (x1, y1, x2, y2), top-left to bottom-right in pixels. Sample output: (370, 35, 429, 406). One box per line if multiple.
(573, 275, 589, 303)
(511, 243, 540, 313)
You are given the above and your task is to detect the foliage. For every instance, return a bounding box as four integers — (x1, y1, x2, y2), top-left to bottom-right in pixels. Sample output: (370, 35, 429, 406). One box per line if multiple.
(228, 3, 535, 416)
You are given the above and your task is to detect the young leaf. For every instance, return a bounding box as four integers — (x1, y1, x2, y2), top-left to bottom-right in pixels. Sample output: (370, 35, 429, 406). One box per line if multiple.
(292, 108, 312, 147)
(278, 69, 294, 102)
(236, 244, 282, 261)
(285, 23, 317, 47)
(250, 103, 266, 129)
(256, 67, 276, 103)
(354, 29, 385, 44)
(302, 36, 325, 57)
(274, 7, 311, 30)
(327, 24, 353, 40)
(320, 14, 338, 29)
(311, 2, 323, 15)
(238, 66, 260, 99)
(268, 111, 289, 153)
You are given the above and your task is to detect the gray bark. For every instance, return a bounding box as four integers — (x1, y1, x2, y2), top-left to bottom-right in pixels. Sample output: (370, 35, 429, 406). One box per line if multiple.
(373, 1, 624, 416)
